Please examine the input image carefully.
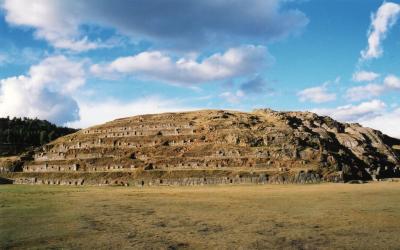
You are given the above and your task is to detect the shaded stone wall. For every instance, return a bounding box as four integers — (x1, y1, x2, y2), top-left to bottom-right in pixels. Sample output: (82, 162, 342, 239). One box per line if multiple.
(11, 171, 323, 186)
(23, 163, 80, 172)
(0, 177, 13, 184)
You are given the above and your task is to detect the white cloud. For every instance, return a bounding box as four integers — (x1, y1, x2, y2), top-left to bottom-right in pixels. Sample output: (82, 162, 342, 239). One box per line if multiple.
(345, 74, 400, 101)
(2, 0, 100, 52)
(48, 37, 100, 52)
(345, 83, 385, 101)
(91, 45, 271, 85)
(315, 100, 400, 138)
(361, 108, 400, 139)
(297, 83, 336, 103)
(352, 70, 380, 82)
(219, 90, 245, 104)
(312, 99, 386, 122)
(361, 2, 400, 60)
(1, 0, 308, 51)
(0, 56, 85, 124)
(66, 97, 192, 129)
(384, 74, 400, 89)
(0, 47, 45, 66)
(28, 56, 85, 93)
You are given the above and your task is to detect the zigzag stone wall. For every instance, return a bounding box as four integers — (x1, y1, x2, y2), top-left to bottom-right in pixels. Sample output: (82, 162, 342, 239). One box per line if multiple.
(11, 171, 323, 186)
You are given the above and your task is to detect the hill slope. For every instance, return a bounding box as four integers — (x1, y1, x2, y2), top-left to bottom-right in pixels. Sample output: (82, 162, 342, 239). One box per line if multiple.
(3, 109, 400, 184)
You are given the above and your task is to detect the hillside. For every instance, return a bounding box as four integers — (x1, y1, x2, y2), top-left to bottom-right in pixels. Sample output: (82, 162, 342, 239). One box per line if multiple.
(2, 109, 400, 185)
(0, 117, 78, 156)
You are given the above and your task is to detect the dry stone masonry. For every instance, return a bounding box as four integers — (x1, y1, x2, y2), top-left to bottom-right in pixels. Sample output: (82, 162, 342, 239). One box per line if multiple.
(2, 109, 400, 185)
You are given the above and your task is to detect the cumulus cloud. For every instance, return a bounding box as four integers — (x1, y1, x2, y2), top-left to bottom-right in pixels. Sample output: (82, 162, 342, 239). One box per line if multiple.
(91, 45, 271, 85)
(384, 74, 400, 89)
(2, 0, 101, 52)
(313, 99, 386, 122)
(219, 90, 245, 104)
(361, 2, 400, 60)
(0, 56, 85, 124)
(1, 0, 308, 51)
(314, 100, 400, 138)
(345, 83, 385, 101)
(66, 97, 192, 129)
(352, 70, 380, 82)
(346, 74, 400, 101)
(361, 108, 400, 139)
(28, 56, 85, 93)
(0, 47, 45, 67)
(297, 83, 336, 103)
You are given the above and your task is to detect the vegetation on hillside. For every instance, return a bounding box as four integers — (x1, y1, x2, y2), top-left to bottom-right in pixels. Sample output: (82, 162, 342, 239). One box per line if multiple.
(0, 117, 78, 156)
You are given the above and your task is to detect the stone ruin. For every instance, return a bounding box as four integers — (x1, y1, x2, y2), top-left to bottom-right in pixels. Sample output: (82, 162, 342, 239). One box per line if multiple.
(1, 109, 399, 186)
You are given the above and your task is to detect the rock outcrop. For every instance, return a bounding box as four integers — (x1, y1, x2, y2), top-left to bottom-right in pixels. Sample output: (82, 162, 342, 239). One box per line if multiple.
(2, 109, 400, 185)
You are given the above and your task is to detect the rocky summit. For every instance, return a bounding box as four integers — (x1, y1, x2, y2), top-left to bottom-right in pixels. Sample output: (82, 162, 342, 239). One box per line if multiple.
(2, 109, 400, 186)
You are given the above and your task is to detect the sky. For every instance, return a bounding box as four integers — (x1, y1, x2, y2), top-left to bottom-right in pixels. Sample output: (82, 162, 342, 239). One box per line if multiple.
(0, 0, 400, 138)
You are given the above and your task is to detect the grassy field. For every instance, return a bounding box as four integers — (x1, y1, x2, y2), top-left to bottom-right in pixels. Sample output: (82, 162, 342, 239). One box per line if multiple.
(1, 182, 400, 249)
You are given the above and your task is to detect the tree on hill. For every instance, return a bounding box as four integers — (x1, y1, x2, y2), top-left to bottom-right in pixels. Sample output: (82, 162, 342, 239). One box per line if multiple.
(0, 117, 78, 156)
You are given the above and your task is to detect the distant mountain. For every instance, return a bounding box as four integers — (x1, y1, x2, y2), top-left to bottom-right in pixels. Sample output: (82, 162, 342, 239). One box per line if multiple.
(0, 117, 78, 156)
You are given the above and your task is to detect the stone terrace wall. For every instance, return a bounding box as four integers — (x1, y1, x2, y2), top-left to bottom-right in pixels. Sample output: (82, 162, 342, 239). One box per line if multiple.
(11, 171, 323, 186)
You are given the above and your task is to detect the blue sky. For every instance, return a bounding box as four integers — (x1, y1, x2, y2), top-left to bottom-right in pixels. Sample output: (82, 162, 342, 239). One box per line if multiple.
(0, 0, 399, 138)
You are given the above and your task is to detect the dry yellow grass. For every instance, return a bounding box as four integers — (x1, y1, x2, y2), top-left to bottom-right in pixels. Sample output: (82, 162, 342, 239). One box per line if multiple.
(1, 182, 400, 249)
